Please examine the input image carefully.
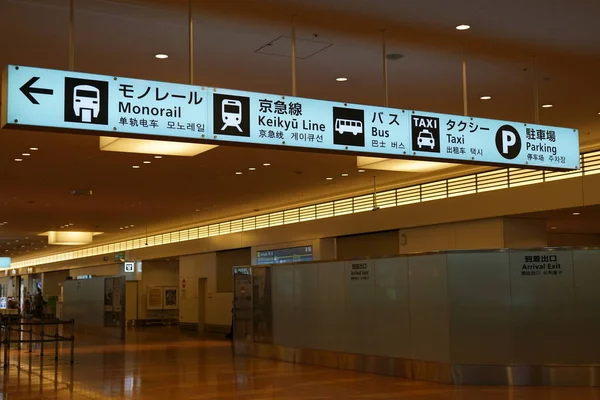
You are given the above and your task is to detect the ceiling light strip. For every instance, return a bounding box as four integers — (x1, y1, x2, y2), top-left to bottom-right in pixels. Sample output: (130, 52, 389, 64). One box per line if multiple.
(11, 150, 600, 270)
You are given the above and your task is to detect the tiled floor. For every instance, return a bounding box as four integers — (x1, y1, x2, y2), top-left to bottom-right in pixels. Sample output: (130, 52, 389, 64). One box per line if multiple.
(1, 328, 600, 399)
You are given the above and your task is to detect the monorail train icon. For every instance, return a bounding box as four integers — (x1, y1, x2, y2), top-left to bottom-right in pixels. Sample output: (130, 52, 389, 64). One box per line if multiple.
(335, 118, 363, 136)
(221, 99, 243, 132)
(73, 85, 100, 123)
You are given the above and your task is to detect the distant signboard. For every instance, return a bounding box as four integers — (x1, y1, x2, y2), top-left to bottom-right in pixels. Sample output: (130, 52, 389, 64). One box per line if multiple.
(1, 65, 580, 170)
(256, 246, 313, 265)
(114, 251, 125, 262)
(124, 262, 135, 273)
(0, 258, 10, 269)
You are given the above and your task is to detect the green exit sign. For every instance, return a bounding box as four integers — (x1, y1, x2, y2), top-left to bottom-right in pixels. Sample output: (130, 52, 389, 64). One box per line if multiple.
(114, 251, 126, 262)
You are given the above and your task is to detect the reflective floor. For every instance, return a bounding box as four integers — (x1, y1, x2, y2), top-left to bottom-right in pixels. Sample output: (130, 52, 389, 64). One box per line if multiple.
(1, 327, 600, 399)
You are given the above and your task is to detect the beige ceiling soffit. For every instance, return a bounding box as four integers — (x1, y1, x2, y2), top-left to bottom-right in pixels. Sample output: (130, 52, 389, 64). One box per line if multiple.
(357, 156, 457, 173)
(99, 137, 217, 157)
(39, 231, 103, 246)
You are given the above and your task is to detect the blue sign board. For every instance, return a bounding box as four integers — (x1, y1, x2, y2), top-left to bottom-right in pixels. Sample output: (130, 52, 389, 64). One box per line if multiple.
(1, 65, 580, 170)
(0, 257, 11, 269)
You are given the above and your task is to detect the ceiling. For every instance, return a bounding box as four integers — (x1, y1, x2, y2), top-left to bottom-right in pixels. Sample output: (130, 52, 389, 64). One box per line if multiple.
(1, 0, 600, 260)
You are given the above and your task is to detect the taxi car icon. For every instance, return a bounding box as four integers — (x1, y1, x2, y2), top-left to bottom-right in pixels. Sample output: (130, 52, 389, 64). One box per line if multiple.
(417, 129, 435, 149)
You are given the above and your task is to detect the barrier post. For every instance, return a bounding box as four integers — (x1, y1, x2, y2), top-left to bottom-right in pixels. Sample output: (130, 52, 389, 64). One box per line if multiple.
(69, 319, 74, 365)
(0, 318, 4, 369)
(54, 322, 59, 362)
(4, 318, 10, 367)
(17, 320, 21, 350)
(28, 323, 33, 353)
(40, 322, 44, 357)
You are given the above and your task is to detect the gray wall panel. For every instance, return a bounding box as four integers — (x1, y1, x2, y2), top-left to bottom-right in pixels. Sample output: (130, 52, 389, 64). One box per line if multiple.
(272, 265, 295, 347)
(573, 250, 600, 363)
(373, 257, 410, 358)
(408, 254, 450, 363)
(315, 262, 345, 352)
(447, 252, 512, 365)
(510, 250, 576, 364)
(62, 278, 105, 327)
(294, 263, 319, 349)
(344, 260, 376, 355)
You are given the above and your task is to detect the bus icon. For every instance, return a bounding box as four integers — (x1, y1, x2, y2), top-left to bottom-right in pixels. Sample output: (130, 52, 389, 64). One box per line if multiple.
(221, 99, 243, 132)
(335, 118, 363, 136)
(73, 85, 100, 123)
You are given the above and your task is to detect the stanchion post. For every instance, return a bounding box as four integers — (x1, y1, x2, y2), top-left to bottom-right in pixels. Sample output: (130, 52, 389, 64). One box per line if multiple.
(4, 319, 10, 367)
(28, 323, 33, 353)
(69, 319, 74, 365)
(0, 319, 4, 369)
(17, 320, 21, 351)
(54, 323, 59, 362)
(40, 322, 44, 358)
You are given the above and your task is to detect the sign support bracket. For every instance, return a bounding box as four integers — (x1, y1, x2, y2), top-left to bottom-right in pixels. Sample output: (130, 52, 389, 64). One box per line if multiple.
(532, 56, 540, 124)
(69, 0, 75, 71)
(291, 15, 297, 97)
(382, 30, 389, 107)
(462, 46, 468, 116)
(189, 0, 194, 85)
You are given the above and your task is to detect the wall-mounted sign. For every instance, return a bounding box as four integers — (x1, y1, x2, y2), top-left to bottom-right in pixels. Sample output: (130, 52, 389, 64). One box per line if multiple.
(348, 261, 374, 283)
(518, 253, 564, 277)
(124, 262, 135, 273)
(1, 65, 580, 170)
(113, 251, 125, 262)
(256, 246, 313, 265)
(0, 257, 11, 269)
(76, 274, 93, 280)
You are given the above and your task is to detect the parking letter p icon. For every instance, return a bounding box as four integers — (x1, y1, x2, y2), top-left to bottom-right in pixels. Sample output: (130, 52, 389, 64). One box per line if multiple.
(495, 125, 521, 160)
(502, 130, 516, 154)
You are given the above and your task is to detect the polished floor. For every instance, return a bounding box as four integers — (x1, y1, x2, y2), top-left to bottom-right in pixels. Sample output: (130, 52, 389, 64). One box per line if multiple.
(0, 328, 599, 399)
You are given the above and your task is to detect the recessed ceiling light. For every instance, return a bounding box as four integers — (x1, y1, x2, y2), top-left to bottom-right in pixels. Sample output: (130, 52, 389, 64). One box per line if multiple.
(550, 226, 557, 230)
(326, 177, 333, 180)
(249, 167, 256, 171)
(22, 153, 31, 156)
(155, 54, 169, 59)
(235, 172, 243, 175)
(336, 77, 348, 82)
(143, 161, 151, 164)
(358, 169, 365, 173)
(30, 147, 38, 151)
(263, 163, 271, 166)
(14, 158, 22, 162)
(154, 155, 163, 159)
(119, 227, 124, 230)
(132, 165, 140, 169)
(130, 224, 135, 227)
(341, 173, 349, 177)
(480, 96, 491, 100)
(542, 104, 553, 108)
(573, 212, 581, 216)
(456, 24, 471, 30)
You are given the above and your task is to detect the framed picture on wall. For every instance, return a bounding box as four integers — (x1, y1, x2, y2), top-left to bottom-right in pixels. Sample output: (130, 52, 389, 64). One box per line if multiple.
(163, 287, 179, 309)
(146, 287, 163, 310)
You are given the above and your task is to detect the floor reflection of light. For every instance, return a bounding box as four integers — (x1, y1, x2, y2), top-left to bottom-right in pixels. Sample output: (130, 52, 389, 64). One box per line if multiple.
(124, 374, 134, 396)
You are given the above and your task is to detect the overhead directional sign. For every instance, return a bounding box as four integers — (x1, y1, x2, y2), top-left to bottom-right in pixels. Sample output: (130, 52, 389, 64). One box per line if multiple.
(1, 65, 580, 170)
